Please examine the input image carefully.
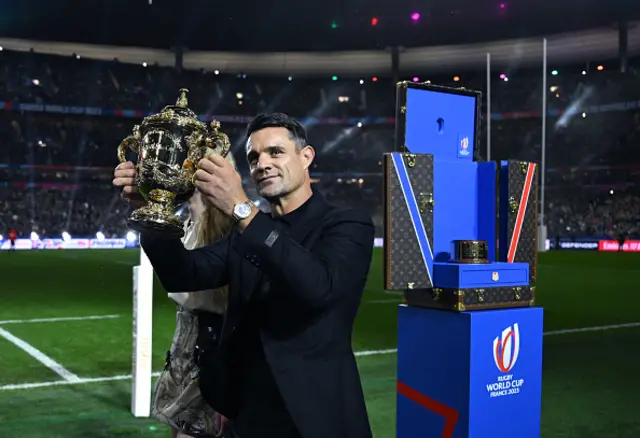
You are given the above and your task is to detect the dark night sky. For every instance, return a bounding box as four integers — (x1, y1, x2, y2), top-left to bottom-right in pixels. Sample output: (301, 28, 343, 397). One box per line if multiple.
(0, 0, 638, 51)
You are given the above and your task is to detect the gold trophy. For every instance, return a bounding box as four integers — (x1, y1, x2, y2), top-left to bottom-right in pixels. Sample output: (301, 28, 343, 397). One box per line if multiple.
(117, 88, 230, 238)
(451, 240, 491, 264)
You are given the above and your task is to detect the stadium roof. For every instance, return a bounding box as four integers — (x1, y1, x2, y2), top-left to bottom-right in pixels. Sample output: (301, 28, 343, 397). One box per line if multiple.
(1, 0, 639, 52)
(2, 24, 639, 76)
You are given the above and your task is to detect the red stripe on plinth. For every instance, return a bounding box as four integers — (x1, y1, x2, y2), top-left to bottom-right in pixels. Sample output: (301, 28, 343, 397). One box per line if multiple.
(397, 381, 459, 438)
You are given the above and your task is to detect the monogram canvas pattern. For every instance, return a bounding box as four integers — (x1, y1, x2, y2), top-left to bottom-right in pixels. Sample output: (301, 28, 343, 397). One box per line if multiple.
(503, 161, 539, 284)
(404, 286, 535, 312)
(384, 153, 434, 290)
(394, 83, 408, 151)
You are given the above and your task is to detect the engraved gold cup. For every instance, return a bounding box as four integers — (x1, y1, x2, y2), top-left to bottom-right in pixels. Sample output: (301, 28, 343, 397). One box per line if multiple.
(116, 88, 231, 238)
(451, 240, 491, 264)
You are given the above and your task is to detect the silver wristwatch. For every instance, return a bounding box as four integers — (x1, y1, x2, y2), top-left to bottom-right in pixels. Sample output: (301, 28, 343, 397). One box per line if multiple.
(232, 200, 254, 222)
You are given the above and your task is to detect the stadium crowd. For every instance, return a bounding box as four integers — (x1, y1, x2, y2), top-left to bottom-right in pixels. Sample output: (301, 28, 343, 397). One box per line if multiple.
(3, 49, 640, 117)
(1, 49, 640, 241)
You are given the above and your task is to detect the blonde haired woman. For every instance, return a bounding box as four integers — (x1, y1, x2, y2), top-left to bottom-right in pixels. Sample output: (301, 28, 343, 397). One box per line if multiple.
(151, 151, 237, 438)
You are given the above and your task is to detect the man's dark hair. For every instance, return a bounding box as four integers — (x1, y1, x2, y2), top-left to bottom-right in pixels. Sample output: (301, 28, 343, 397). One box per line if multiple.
(245, 113, 309, 150)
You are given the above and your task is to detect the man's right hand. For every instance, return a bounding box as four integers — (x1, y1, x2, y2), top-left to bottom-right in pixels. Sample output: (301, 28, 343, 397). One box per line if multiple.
(113, 161, 146, 208)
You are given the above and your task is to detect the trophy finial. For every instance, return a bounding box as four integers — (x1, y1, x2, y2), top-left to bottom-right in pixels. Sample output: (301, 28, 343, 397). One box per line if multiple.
(176, 88, 189, 108)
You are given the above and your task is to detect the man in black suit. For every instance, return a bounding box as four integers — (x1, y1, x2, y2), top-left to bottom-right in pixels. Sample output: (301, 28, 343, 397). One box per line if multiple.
(113, 113, 375, 438)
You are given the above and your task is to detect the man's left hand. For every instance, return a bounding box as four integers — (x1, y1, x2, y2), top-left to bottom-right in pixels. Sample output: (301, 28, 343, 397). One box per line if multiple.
(194, 154, 248, 217)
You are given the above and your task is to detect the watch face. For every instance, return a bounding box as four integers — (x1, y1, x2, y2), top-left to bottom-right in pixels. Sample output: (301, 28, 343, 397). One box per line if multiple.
(235, 203, 252, 218)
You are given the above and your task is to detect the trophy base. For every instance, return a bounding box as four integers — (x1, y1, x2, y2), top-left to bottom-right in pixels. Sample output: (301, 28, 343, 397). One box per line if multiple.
(127, 215, 184, 239)
(127, 189, 184, 239)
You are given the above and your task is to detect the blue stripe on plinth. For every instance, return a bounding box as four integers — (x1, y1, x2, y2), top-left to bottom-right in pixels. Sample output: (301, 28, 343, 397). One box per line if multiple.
(392, 153, 433, 284)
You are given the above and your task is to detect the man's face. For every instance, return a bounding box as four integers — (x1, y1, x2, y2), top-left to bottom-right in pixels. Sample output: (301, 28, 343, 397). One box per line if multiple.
(246, 127, 312, 200)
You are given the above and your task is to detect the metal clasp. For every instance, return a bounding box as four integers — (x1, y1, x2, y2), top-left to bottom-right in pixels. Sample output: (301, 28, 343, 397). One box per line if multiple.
(509, 196, 519, 214)
(419, 192, 435, 213)
(405, 154, 417, 168)
(519, 162, 528, 174)
(453, 302, 466, 312)
(513, 287, 522, 301)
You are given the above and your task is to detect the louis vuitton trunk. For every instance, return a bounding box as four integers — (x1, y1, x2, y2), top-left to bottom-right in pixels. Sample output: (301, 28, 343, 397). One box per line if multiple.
(497, 160, 540, 284)
(383, 152, 434, 291)
(403, 285, 535, 312)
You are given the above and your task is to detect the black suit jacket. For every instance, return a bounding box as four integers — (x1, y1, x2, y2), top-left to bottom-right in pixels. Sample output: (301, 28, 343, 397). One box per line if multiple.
(140, 190, 375, 438)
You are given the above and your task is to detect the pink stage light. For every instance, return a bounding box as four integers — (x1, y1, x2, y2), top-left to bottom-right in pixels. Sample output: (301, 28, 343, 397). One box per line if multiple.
(413, 77, 419, 82)
(411, 12, 420, 21)
(500, 73, 506, 79)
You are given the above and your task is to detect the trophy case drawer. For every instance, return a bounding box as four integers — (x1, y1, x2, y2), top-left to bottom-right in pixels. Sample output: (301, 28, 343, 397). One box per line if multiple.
(432, 262, 529, 289)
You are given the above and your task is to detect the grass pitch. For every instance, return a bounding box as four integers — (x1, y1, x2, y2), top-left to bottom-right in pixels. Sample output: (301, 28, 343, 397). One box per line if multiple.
(0, 249, 639, 437)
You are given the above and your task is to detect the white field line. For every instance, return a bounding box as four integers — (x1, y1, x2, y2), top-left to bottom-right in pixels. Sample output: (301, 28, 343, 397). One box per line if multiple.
(0, 314, 121, 325)
(2, 321, 640, 392)
(383, 290, 404, 296)
(0, 372, 162, 391)
(543, 321, 640, 336)
(355, 348, 398, 357)
(0, 327, 81, 383)
(351, 322, 640, 356)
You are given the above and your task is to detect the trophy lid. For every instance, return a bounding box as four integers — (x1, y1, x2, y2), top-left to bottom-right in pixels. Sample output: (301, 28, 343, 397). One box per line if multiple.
(139, 88, 208, 132)
(165, 88, 195, 115)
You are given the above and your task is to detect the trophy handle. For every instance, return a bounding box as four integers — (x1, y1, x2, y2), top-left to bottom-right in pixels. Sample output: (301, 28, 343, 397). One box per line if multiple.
(183, 131, 206, 175)
(205, 120, 231, 158)
(182, 121, 230, 178)
(117, 125, 141, 164)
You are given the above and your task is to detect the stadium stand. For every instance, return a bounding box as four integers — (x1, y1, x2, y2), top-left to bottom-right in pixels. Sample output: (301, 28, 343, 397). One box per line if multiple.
(1, 49, 640, 241)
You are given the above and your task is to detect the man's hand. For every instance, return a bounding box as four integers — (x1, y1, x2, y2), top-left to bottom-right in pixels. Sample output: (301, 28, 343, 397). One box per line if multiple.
(112, 161, 146, 208)
(195, 154, 248, 217)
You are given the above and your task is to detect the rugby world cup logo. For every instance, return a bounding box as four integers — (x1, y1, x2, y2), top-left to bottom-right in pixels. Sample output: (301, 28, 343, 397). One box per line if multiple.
(492, 323, 520, 373)
(459, 136, 470, 156)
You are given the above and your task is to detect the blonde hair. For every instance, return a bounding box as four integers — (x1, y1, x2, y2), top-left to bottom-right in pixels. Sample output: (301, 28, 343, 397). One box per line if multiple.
(192, 151, 237, 309)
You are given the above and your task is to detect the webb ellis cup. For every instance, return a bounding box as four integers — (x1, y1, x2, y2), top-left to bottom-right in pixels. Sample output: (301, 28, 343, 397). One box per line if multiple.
(116, 88, 231, 238)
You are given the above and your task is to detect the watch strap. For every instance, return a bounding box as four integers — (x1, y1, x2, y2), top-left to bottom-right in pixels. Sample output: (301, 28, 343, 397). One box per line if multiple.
(232, 200, 254, 222)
